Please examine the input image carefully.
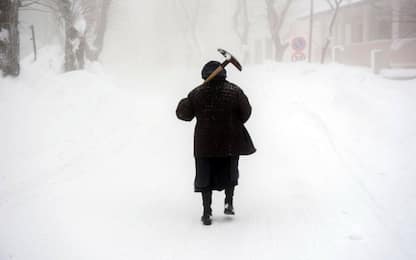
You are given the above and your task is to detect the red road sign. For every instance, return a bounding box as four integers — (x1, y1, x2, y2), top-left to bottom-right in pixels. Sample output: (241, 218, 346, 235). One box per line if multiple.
(292, 52, 306, 62)
(291, 37, 307, 52)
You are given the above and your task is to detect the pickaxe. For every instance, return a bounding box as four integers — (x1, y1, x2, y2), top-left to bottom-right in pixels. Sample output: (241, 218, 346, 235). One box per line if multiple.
(203, 49, 242, 84)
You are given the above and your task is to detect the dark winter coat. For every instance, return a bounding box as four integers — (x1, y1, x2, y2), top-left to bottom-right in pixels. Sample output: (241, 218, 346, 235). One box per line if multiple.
(176, 80, 256, 157)
(194, 156, 239, 192)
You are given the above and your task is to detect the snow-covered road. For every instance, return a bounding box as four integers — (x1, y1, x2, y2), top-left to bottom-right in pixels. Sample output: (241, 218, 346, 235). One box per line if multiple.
(1, 57, 416, 260)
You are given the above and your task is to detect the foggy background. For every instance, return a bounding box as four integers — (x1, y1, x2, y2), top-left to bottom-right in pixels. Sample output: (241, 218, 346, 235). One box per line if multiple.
(18, 0, 333, 70)
(1, 1, 416, 260)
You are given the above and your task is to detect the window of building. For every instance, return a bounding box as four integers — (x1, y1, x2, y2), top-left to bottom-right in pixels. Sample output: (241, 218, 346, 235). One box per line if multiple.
(372, 19, 392, 40)
(399, 22, 416, 38)
(397, 0, 416, 38)
(352, 23, 363, 43)
(345, 24, 352, 44)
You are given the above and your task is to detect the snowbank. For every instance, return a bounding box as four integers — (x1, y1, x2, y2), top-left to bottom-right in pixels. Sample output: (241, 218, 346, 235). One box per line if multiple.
(381, 68, 416, 80)
(0, 46, 132, 200)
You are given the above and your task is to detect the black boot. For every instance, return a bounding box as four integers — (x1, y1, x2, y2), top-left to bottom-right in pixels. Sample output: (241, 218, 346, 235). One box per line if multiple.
(224, 186, 235, 215)
(201, 191, 212, 225)
(201, 212, 212, 225)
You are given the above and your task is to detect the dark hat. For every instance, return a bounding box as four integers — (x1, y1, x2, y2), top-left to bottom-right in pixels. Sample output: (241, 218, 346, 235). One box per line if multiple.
(201, 61, 227, 81)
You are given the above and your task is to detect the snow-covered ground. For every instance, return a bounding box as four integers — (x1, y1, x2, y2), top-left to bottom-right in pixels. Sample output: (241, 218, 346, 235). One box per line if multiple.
(1, 48, 416, 260)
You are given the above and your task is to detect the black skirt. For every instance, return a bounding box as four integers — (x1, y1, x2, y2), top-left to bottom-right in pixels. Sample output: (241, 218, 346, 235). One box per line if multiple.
(194, 156, 239, 192)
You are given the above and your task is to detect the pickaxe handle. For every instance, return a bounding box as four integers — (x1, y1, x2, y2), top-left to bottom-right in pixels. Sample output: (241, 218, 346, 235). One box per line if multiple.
(203, 60, 230, 84)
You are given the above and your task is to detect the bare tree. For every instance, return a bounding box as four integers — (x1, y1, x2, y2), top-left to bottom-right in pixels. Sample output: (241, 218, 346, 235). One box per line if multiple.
(0, 0, 20, 76)
(176, 0, 202, 57)
(20, 0, 89, 71)
(233, 0, 250, 63)
(85, 0, 111, 61)
(21, 0, 111, 71)
(61, 0, 87, 71)
(320, 0, 343, 64)
(265, 0, 293, 62)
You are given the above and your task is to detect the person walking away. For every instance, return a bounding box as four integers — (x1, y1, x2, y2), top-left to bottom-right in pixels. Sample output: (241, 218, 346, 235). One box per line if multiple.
(176, 61, 256, 225)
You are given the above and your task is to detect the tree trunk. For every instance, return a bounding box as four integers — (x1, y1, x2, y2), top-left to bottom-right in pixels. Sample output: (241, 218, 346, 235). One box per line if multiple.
(0, 0, 20, 76)
(60, 0, 85, 72)
(178, 0, 202, 57)
(233, 0, 250, 63)
(321, 0, 342, 64)
(265, 0, 293, 62)
(274, 37, 289, 61)
(64, 26, 77, 71)
(86, 0, 111, 61)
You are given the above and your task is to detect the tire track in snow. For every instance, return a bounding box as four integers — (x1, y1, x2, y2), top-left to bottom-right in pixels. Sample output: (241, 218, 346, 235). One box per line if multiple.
(299, 105, 413, 260)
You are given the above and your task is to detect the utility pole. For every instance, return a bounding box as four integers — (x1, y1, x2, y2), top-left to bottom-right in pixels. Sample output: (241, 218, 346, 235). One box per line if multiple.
(308, 0, 314, 62)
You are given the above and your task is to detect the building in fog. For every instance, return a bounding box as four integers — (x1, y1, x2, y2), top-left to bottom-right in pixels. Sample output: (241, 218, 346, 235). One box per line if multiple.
(289, 0, 416, 68)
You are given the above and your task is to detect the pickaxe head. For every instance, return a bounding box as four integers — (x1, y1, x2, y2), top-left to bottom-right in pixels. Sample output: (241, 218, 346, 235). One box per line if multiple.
(218, 48, 242, 71)
(202, 49, 243, 84)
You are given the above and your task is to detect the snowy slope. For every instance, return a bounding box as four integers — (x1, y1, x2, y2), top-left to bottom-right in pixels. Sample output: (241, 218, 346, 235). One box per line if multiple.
(1, 50, 416, 260)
